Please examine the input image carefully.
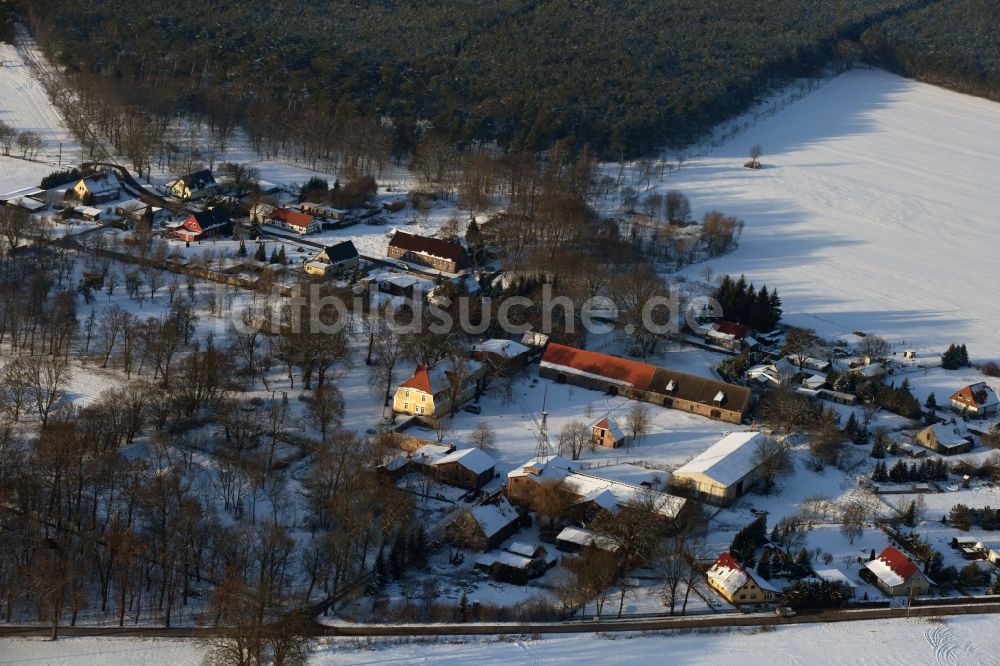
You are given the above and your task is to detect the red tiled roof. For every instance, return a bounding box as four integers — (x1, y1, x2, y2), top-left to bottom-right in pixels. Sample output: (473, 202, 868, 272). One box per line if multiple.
(717, 320, 752, 339)
(389, 230, 465, 262)
(270, 208, 314, 228)
(541, 343, 657, 389)
(877, 546, 918, 580)
(399, 364, 432, 393)
(714, 552, 742, 571)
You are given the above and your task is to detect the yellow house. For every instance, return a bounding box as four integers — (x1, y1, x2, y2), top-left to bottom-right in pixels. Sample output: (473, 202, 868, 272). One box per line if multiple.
(393, 357, 484, 419)
(71, 172, 121, 202)
(706, 553, 779, 605)
(168, 169, 217, 200)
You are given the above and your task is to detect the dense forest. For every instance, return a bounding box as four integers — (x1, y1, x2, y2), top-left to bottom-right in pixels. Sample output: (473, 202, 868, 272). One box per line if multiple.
(12, 0, 1000, 159)
(11, 0, 950, 160)
(861, 0, 1000, 99)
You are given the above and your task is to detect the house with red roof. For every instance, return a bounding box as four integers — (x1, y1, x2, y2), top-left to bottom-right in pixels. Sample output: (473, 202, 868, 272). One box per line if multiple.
(861, 546, 930, 596)
(392, 357, 485, 419)
(706, 553, 780, 605)
(950, 382, 999, 417)
(171, 208, 231, 242)
(703, 320, 759, 352)
(539, 343, 752, 424)
(387, 230, 468, 273)
(267, 207, 320, 235)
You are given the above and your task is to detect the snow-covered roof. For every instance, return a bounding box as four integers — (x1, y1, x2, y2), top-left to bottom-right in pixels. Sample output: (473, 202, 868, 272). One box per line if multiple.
(864, 546, 919, 588)
(707, 555, 751, 596)
(475, 550, 532, 570)
(673, 431, 768, 487)
(472, 338, 530, 358)
(590, 415, 624, 442)
(555, 526, 617, 552)
(12, 197, 45, 211)
(399, 357, 483, 395)
(813, 568, 856, 588)
(507, 454, 575, 481)
(924, 420, 970, 446)
(79, 172, 120, 196)
(559, 471, 686, 519)
(506, 542, 541, 558)
(434, 447, 497, 475)
(469, 496, 519, 538)
(116, 198, 148, 213)
(410, 444, 452, 464)
(521, 331, 549, 348)
(74, 205, 102, 217)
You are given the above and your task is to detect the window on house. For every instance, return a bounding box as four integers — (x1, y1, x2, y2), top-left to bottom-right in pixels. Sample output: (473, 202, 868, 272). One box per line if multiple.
(421, 395, 426, 402)
(405, 390, 410, 398)
(764, 594, 772, 600)
(403, 403, 409, 410)
(739, 594, 746, 600)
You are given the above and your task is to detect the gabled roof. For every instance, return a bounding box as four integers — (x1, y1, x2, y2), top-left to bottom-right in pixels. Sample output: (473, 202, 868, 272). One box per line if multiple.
(318, 241, 359, 264)
(555, 526, 617, 552)
(468, 496, 519, 538)
(558, 471, 686, 519)
(79, 172, 120, 196)
(673, 432, 768, 487)
(648, 367, 752, 414)
(189, 207, 230, 229)
(707, 553, 778, 596)
(922, 420, 970, 447)
(541, 343, 657, 389)
(389, 230, 466, 262)
(177, 169, 216, 191)
(398, 357, 483, 395)
(865, 546, 919, 588)
(270, 207, 314, 229)
(434, 447, 497, 475)
(507, 454, 575, 481)
(952, 382, 999, 410)
(709, 320, 752, 342)
(472, 339, 530, 359)
(590, 415, 624, 442)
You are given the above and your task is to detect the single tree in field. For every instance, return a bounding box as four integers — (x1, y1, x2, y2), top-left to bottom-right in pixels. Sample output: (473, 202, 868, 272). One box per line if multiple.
(625, 403, 651, 449)
(746, 144, 763, 169)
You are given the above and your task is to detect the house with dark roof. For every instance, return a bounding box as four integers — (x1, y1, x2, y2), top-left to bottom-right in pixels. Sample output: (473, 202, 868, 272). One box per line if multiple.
(305, 241, 359, 276)
(387, 230, 468, 273)
(706, 553, 780, 605)
(392, 357, 486, 419)
(171, 208, 231, 242)
(540, 343, 752, 424)
(861, 546, 930, 596)
(951, 382, 999, 417)
(267, 207, 319, 235)
(168, 169, 218, 200)
(71, 172, 121, 203)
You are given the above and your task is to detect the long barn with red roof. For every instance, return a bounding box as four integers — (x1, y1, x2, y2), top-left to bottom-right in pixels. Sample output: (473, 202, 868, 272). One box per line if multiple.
(539, 343, 751, 424)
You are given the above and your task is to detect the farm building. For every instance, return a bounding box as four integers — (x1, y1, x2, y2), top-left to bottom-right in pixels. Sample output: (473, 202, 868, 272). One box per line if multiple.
(444, 494, 521, 552)
(706, 553, 780, 606)
(268, 207, 320, 235)
(539, 343, 751, 424)
(554, 526, 617, 553)
(433, 447, 498, 490)
(671, 431, 772, 505)
(590, 415, 625, 449)
(471, 339, 532, 370)
(861, 546, 931, 596)
(387, 230, 468, 273)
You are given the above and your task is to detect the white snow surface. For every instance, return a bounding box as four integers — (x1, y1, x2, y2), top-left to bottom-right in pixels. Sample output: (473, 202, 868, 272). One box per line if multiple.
(5, 615, 1000, 664)
(669, 68, 1000, 360)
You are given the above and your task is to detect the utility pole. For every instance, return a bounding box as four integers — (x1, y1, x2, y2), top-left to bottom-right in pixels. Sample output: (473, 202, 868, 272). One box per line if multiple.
(58, 142, 62, 166)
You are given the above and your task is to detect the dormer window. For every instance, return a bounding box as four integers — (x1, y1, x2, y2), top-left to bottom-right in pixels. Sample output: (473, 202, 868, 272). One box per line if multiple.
(666, 379, 677, 393)
(714, 390, 725, 405)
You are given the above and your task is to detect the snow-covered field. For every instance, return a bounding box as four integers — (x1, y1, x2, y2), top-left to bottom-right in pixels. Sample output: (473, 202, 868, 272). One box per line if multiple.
(4, 615, 1000, 665)
(664, 68, 1000, 361)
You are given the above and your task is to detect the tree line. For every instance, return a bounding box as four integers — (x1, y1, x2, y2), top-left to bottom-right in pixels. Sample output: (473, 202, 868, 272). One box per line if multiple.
(15, 0, 948, 160)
